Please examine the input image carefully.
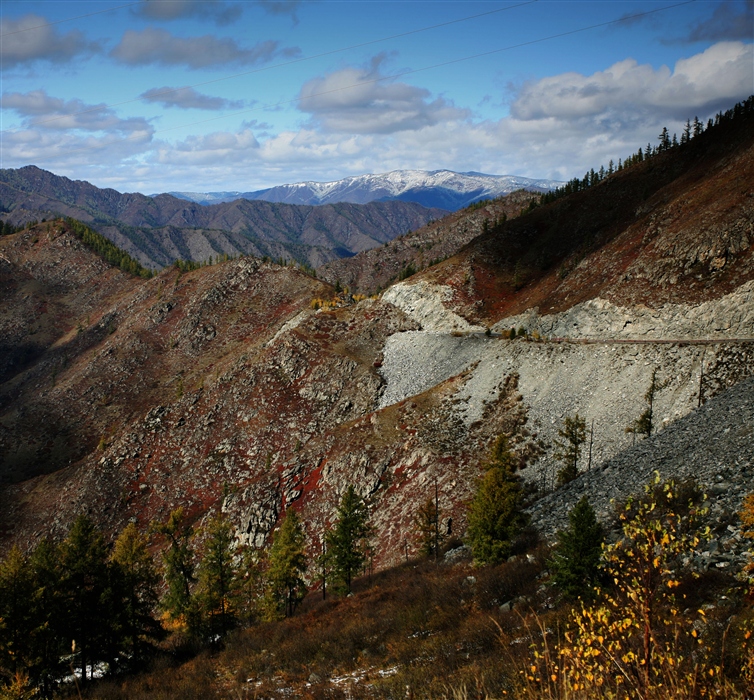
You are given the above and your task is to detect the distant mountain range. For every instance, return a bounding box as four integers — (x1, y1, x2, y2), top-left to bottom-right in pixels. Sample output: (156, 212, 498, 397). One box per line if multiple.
(0, 166, 447, 269)
(162, 170, 562, 211)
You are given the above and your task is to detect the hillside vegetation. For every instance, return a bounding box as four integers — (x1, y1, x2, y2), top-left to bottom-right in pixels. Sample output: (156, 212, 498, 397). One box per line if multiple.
(0, 97, 753, 698)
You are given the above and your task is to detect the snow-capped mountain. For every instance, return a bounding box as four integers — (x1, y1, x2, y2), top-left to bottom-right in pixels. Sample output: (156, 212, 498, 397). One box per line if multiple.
(165, 170, 562, 211)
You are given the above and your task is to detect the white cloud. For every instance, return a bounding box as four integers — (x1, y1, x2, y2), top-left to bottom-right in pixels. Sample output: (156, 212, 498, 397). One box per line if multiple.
(110, 28, 300, 69)
(511, 41, 754, 122)
(298, 54, 471, 134)
(3, 42, 751, 192)
(0, 14, 98, 69)
(140, 86, 245, 110)
(2, 89, 152, 133)
(155, 128, 261, 165)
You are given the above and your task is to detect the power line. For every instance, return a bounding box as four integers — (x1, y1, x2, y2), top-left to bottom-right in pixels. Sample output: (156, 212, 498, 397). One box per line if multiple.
(9, 0, 697, 163)
(15, 0, 537, 129)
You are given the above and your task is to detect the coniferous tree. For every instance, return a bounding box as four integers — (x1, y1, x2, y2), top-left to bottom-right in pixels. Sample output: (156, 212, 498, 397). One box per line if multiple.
(415, 496, 444, 559)
(466, 435, 529, 565)
(326, 486, 371, 595)
(236, 545, 265, 624)
(627, 368, 661, 438)
(550, 497, 604, 600)
(554, 414, 587, 486)
(194, 513, 237, 638)
(110, 523, 162, 666)
(154, 508, 196, 625)
(263, 510, 308, 620)
(0, 548, 35, 679)
(27, 538, 65, 699)
(58, 515, 113, 686)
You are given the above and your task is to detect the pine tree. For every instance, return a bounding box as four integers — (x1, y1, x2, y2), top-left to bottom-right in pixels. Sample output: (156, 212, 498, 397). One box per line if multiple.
(466, 435, 529, 565)
(554, 414, 587, 486)
(194, 513, 237, 638)
(326, 486, 371, 595)
(263, 510, 308, 620)
(550, 497, 603, 600)
(153, 508, 196, 624)
(110, 523, 162, 666)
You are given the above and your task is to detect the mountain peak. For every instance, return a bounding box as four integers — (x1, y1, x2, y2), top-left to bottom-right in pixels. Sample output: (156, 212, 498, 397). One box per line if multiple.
(161, 169, 562, 210)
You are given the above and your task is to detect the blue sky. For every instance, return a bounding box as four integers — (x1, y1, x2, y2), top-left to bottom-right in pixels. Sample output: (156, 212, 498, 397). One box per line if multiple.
(1, 0, 752, 193)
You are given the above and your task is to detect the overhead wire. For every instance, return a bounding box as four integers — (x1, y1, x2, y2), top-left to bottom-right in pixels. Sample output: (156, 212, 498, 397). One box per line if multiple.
(13, 0, 538, 129)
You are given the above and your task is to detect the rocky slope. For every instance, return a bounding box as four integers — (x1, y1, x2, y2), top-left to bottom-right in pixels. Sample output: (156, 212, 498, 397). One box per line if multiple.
(1, 101, 753, 570)
(0, 166, 447, 269)
(318, 189, 538, 294)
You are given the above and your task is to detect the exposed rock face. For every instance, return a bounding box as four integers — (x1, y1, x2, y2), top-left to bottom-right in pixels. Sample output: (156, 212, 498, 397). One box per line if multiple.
(2, 107, 754, 571)
(528, 375, 754, 571)
(379, 281, 754, 487)
(494, 280, 754, 340)
(382, 281, 485, 333)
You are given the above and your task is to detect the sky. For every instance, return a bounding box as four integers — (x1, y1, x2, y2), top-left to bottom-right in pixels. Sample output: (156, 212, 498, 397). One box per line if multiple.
(0, 0, 752, 194)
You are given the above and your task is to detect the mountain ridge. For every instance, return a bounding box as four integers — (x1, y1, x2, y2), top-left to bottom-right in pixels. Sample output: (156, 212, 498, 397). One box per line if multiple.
(0, 166, 447, 270)
(163, 169, 562, 210)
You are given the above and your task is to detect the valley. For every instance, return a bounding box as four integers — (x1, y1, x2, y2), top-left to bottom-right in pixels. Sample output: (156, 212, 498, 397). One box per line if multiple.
(0, 97, 752, 699)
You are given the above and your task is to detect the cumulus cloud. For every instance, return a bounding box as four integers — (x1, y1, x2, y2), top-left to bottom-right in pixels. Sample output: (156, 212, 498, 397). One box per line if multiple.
(511, 41, 754, 122)
(155, 127, 261, 165)
(134, 0, 243, 25)
(298, 54, 470, 134)
(110, 28, 300, 69)
(140, 86, 245, 110)
(3, 89, 153, 134)
(0, 14, 98, 69)
(684, 0, 754, 42)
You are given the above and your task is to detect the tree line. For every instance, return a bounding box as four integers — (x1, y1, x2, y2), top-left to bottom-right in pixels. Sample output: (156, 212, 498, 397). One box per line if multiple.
(537, 95, 754, 207)
(0, 485, 372, 697)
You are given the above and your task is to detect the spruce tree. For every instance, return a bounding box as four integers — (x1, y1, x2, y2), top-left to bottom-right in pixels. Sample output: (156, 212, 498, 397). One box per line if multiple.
(466, 435, 529, 565)
(263, 510, 308, 620)
(326, 486, 371, 595)
(550, 496, 604, 600)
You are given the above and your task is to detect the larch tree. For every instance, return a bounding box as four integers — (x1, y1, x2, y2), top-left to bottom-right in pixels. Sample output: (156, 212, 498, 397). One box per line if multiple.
(110, 523, 162, 665)
(554, 414, 587, 486)
(263, 509, 308, 620)
(194, 513, 237, 638)
(466, 435, 529, 566)
(153, 507, 196, 626)
(326, 486, 371, 595)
